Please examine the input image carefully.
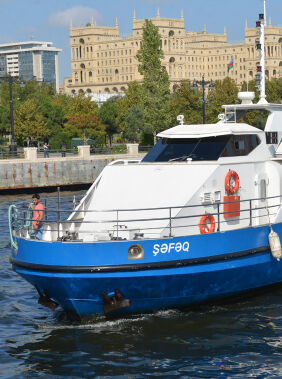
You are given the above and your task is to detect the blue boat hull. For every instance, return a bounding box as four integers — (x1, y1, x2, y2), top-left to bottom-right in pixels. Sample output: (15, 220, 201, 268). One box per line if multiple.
(11, 224, 282, 316)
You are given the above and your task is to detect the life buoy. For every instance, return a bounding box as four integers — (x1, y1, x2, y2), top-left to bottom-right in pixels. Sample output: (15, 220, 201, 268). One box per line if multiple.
(225, 170, 240, 195)
(199, 212, 216, 234)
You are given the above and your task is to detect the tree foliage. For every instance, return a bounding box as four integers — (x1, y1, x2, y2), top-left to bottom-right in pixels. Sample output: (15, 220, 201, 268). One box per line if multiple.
(136, 19, 172, 138)
(116, 81, 143, 135)
(206, 77, 239, 123)
(64, 114, 104, 141)
(65, 95, 99, 117)
(124, 105, 145, 142)
(64, 95, 104, 142)
(14, 99, 49, 145)
(0, 71, 281, 148)
(169, 81, 202, 125)
(99, 97, 120, 145)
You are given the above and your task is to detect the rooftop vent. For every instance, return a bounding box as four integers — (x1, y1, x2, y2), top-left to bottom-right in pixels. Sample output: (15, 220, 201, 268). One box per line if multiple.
(238, 91, 255, 105)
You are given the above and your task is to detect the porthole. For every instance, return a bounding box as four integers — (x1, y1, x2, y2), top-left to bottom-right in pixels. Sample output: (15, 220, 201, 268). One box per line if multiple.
(127, 244, 144, 260)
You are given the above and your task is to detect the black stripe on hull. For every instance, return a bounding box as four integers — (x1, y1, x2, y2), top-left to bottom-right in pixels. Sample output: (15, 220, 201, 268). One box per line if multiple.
(10, 246, 269, 274)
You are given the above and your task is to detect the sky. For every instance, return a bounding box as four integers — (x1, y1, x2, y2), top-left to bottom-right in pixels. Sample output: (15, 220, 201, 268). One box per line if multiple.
(0, 0, 281, 84)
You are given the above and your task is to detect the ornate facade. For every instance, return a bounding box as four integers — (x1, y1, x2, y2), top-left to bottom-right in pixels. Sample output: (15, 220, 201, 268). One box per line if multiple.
(64, 11, 282, 95)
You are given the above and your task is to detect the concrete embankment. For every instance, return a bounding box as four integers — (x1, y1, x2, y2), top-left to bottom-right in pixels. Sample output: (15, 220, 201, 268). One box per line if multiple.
(0, 145, 144, 192)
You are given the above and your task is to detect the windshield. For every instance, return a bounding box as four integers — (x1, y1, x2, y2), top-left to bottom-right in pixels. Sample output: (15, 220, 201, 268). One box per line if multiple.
(142, 136, 230, 162)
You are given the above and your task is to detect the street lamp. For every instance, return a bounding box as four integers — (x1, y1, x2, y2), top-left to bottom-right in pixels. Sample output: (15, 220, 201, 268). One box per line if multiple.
(0, 75, 24, 155)
(192, 75, 214, 124)
(8, 75, 17, 155)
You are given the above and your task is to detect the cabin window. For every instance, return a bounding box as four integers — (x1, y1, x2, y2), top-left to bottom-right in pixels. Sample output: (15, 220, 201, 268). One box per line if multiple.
(142, 136, 230, 162)
(142, 134, 261, 162)
(221, 135, 260, 157)
(266, 132, 278, 144)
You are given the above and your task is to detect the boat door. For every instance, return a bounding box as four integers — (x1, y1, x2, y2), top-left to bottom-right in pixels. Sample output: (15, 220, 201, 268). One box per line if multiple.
(254, 173, 268, 226)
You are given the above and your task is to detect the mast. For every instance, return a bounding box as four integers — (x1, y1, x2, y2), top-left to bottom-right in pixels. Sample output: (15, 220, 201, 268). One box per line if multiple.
(257, 0, 267, 104)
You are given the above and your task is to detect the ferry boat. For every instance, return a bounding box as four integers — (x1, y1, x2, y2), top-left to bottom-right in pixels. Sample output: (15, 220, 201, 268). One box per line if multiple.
(9, 2, 282, 317)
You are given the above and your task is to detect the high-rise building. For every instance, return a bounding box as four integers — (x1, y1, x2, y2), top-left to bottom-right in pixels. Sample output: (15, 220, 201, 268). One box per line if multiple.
(0, 41, 61, 92)
(65, 11, 282, 96)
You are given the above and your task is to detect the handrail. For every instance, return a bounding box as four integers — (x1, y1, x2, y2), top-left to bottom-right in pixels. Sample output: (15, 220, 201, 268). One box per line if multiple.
(10, 191, 282, 242)
(13, 194, 282, 214)
(14, 208, 278, 237)
(15, 202, 281, 226)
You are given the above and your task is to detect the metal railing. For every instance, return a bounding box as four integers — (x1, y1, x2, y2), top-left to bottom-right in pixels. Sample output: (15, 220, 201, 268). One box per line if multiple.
(90, 145, 127, 155)
(138, 146, 152, 153)
(10, 192, 282, 242)
(0, 143, 146, 161)
(38, 145, 128, 157)
(0, 148, 25, 159)
(37, 148, 78, 158)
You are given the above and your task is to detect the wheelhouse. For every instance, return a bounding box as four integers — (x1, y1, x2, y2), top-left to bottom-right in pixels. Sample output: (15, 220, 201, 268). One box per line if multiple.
(142, 134, 261, 162)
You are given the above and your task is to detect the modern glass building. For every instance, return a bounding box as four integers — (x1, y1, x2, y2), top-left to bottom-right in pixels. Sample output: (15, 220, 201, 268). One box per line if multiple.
(0, 41, 61, 92)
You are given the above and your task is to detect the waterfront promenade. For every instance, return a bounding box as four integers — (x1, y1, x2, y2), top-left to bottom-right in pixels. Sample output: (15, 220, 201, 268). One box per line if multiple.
(0, 144, 144, 191)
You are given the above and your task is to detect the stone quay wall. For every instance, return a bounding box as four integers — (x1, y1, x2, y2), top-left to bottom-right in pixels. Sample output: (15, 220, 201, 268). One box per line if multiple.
(0, 144, 143, 191)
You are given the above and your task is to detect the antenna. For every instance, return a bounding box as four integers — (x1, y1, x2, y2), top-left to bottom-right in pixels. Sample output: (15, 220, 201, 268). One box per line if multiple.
(177, 115, 184, 125)
(264, 0, 267, 27)
(256, 0, 268, 104)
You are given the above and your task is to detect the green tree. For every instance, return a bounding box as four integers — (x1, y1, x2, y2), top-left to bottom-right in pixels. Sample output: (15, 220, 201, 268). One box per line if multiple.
(14, 99, 49, 145)
(0, 80, 57, 142)
(64, 113, 104, 142)
(136, 19, 172, 140)
(64, 95, 104, 143)
(266, 78, 282, 103)
(124, 105, 145, 142)
(46, 94, 73, 148)
(65, 95, 99, 117)
(206, 77, 239, 123)
(19, 80, 55, 102)
(116, 81, 143, 135)
(0, 80, 22, 137)
(99, 97, 120, 145)
(169, 80, 202, 125)
(0, 104, 10, 136)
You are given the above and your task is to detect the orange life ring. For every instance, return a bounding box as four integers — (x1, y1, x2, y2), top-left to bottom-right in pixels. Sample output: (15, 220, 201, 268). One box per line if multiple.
(199, 212, 216, 234)
(225, 170, 240, 195)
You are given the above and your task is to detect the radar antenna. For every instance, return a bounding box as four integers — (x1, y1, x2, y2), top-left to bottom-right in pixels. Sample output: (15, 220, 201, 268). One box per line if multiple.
(256, 0, 268, 104)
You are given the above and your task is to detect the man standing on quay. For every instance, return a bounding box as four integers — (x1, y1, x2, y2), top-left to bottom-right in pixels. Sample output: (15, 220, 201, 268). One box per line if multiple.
(30, 194, 44, 240)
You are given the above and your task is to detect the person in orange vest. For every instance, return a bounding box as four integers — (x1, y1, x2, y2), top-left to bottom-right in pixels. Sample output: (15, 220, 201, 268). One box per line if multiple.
(30, 194, 44, 240)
